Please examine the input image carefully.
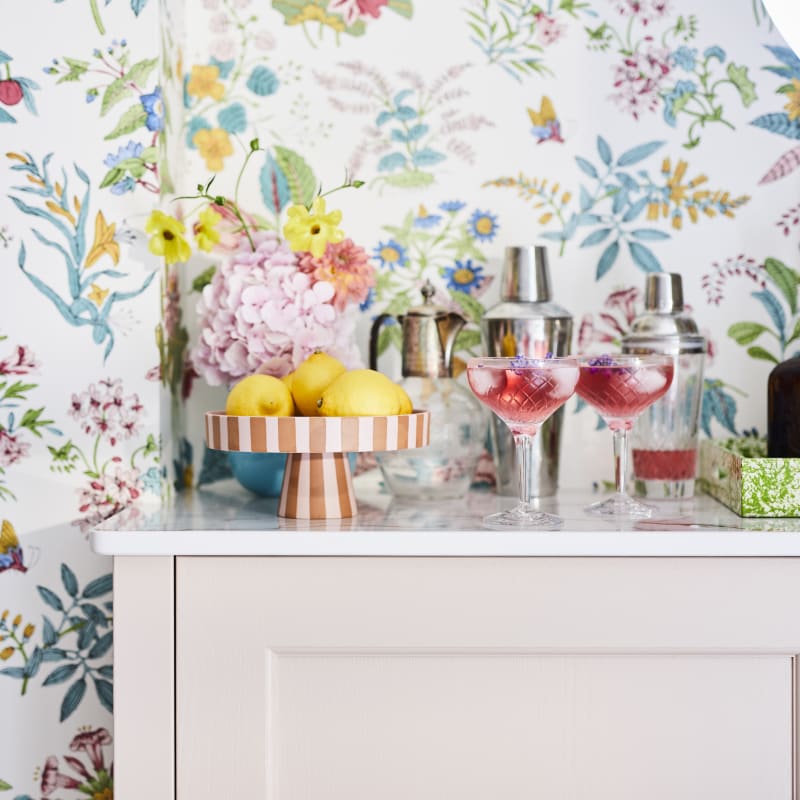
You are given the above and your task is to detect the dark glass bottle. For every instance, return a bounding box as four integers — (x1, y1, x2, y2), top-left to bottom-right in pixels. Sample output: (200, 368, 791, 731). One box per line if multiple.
(767, 358, 800, 457)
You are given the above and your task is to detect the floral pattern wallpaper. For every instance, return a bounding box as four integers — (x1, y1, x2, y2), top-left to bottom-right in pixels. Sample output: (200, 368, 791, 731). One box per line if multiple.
(2, 0, 799, 792)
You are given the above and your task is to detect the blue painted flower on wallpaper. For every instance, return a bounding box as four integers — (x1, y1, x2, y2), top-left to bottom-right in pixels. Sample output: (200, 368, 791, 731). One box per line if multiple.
(359, 287, 376, 312)
(0, 51, 40, 124)
(371, 201, 496, 360)
(487, 136, 749, 279)
(704, 46, 726, 62)
(0, 563, 114, 720)
(671, 46, 697, 71)
(140, 86, 163, 132)
(413, 205, 442, 229)
(373, 239, 409, 270)
(468, 209, 499, 242)
(444, 260, 485, 292)
(7, 153, 156, 361)
(439, 200, 466, 212)
(320, 63, 492, 191)
(663, 80, 697, 126)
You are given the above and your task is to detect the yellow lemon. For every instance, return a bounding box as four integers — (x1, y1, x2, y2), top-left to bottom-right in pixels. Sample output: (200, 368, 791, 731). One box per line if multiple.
(225, 375, 295, 417)
(290, 351, 347, 416)
(317, 369, 404, 417)
(281, 371, 294, 394)
(395, 383, 413, 414)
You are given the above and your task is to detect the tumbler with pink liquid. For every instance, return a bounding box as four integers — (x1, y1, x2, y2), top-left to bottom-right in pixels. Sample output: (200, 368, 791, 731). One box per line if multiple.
(622, 274, 706, 499)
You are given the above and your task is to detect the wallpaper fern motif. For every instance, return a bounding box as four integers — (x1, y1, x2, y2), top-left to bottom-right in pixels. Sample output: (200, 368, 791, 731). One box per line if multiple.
(2, 0, 799, 792)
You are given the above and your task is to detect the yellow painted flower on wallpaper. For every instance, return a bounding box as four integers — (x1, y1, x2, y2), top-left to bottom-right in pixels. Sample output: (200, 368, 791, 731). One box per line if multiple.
(193, 128, 234, 172)
(84, 211, 120, 269)
(784, 80, 800, 122)
(186, 65, 225, 101)
(146, 210, 191, 265)
(283, 197, 344, 258)
(193, 206, 222, 252)
(288, 4, 346, 32)
(87, 283, 110, 307)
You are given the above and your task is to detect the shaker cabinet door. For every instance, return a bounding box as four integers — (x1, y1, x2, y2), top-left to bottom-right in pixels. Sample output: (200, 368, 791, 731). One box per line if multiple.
(176, 557, 799, 800)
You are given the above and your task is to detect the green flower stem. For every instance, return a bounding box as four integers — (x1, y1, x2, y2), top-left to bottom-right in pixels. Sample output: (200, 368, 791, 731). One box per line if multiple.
(3, 64, 10, 80)
(302, 22, 317, 49)
(89, 0, 107, 35)
(8, 630, 29, 695)
(92, 434, 101, 477)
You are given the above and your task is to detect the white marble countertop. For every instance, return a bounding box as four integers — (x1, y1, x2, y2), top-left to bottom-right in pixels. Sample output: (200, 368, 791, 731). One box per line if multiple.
(89, 472, 800, 557)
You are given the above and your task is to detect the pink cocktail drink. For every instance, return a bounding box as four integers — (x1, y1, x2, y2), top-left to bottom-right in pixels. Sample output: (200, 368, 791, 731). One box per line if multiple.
(466, 357, 579, 529)
(576, 359, 673, 431)
(468, 363, 579, 437)
(575, 354, 675, 518)
(632, 448, 696, 480)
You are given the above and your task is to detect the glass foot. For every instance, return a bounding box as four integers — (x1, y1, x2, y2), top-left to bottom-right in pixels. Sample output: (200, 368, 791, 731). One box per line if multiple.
(585, 492, 654, 519)
(483, 502, 563, 530)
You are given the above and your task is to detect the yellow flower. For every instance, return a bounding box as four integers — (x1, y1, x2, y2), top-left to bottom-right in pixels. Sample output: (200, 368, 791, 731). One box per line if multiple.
(186, 65, 225, 100)
(283, 197, 344, 258)
(22, 623, 34, 639)
(288, 4, 346, 31)
(0, 646, 13, 661)
(193, 128, 234, 172)
(12, 614, 21, 628)
(87, 283, 110, 307)
(146, 210, 192, 265)
(784, 79, 800, 121)
(84, 211, 120, 269)
(194, 206, 222, 253)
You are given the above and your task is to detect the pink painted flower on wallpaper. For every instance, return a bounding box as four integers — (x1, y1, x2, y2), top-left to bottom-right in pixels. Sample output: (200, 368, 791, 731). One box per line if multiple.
(357, 0, 389, 17)
(209, 11, 231, 33)
(701, 256, 766, 305)
(0, 430, 31, 467)
(0, 344, 38, 375)
(40, 755, 81, 796)
(611, 46, 671, 118)
(70, 727, 112, 772)
(193, 231, 363, 385)
(330, 0, 362, 25)
(578, 286, 642, 353)
(68, 380, 143, 444)
(77, 457, 143, 525)
(209, 37, 237, 61)
(254, 30, 276, 50)
(536, 15, 566, 46)
(297, 238, 376, 311)
(614, 0, 671, 24)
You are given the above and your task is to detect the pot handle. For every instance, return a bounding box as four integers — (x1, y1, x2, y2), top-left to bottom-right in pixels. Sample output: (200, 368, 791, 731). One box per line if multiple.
(369, 313, 396, 370)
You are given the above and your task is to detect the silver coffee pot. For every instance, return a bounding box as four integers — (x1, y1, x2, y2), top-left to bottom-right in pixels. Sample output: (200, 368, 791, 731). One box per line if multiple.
(481, 246, 573, 497)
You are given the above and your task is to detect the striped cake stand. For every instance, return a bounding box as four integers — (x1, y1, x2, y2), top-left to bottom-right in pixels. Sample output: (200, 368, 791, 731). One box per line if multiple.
(205, 411, 431, 520)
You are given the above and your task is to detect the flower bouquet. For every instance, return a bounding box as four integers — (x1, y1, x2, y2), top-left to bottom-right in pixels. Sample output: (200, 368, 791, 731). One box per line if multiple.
(145, 139, 375, 387)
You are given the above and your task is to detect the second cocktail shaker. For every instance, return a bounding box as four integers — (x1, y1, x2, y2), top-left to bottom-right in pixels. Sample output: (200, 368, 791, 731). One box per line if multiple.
(480, 246, 573, 497)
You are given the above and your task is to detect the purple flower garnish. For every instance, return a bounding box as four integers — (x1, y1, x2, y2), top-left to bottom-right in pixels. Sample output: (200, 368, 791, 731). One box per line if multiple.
(587, 354, 617, 367)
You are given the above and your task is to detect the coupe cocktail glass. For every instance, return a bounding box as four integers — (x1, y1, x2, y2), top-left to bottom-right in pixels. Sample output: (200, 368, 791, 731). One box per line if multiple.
(576, 354, 674, 518)
(467, 356, 579, 529)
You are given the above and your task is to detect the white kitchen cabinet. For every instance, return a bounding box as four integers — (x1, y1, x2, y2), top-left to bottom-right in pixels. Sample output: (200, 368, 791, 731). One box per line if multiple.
(95, 482, 800, 799)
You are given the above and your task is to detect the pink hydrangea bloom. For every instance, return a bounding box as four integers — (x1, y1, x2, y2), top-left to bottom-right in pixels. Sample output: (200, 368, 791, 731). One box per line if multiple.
(536, 14, 566, 46)
(192, 231, 363, 386)
(296, 238, 376, 311)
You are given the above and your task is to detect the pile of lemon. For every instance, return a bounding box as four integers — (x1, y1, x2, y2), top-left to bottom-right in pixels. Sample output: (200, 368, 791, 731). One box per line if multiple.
(225, 351, 413, 418)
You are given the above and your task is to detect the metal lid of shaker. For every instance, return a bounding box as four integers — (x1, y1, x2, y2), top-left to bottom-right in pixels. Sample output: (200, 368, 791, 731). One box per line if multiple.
(502, 245, 551, 302)
(622, 273, 706, 354)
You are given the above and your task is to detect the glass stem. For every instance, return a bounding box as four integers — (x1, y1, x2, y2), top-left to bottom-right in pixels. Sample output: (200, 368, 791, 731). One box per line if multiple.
(514, 434, 534, 506)
(613, 428, 628, 496)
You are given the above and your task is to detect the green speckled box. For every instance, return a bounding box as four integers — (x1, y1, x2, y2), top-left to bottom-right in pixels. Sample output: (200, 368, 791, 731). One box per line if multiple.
(699, 439, 800, 517)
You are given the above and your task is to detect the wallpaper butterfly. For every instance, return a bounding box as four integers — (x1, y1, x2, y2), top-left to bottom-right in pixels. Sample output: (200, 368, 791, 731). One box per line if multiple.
(528, 97, 564, 144)
(0, 520, 27, 574)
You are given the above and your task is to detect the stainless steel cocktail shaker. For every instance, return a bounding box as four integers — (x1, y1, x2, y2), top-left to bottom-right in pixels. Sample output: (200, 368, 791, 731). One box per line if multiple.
(621, 273, 706, 498)
(480, 246, 573, 497)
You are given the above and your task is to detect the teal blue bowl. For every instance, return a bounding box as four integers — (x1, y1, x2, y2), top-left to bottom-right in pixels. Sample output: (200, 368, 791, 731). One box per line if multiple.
(228, 451, 358, 498)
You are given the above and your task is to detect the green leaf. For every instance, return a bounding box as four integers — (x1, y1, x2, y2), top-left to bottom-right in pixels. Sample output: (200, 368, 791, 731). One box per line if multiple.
(454, 328, 482, 353)
(382, 171, 435, 189)
(192, 265, 216, 293)
(20, 407, 55, 437)
(2, 381, 36, 400)
(746, 345, 779, 363)
(449, 289, 485, 324)
(387, 0, 413, 18)
(124, 57, 158, 90)
(273, 146, 316, 207)
(99, 167, 124, 189)
(728, 321, 769, 345)
(57, 57, 89, 84)
(787, 318, 800, 345)
(140, 145, 158, 162)
(104, 103, 147, 140)
(726, 63, 757, 107)
(764, 257, 798, 314)
(0, 778, 11, 790)
(117, 157, 146, 178)
(100, 77, 130, 117)
(377, 323, 402, 357)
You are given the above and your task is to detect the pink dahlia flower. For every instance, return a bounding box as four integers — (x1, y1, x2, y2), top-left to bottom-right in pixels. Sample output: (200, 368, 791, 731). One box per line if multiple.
(297, 238, 376, 311)
(192, 231, 362, 386)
